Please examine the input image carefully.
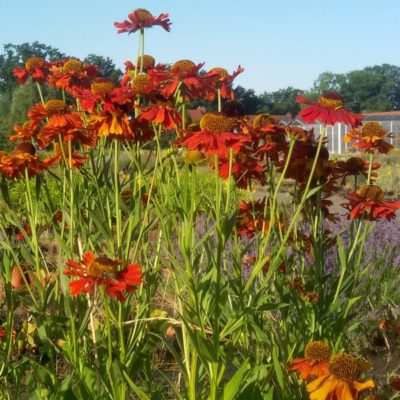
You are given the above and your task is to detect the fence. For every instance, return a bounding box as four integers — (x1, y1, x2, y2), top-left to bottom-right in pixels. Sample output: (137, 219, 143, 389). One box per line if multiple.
(299, 121, 400, 155)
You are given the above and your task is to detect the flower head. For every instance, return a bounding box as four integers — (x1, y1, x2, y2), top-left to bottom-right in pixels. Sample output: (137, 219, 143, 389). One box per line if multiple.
(307, 353, 374, 400)
(344, 121, 394, 154)
(289, 341, 331, 381)
(13, 56, 51, 84)
(64, 251, 142, 301)
(114, 8, 171, 34)
(297, 92, 363, 128)
(344, 185, 400, 221)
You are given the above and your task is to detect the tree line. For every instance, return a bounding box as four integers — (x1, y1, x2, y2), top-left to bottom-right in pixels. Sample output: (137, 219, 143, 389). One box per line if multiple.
(1, 41, 400, 148)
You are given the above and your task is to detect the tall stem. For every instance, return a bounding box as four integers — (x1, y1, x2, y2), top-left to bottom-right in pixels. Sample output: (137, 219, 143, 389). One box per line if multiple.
(114, 138, 122, 255)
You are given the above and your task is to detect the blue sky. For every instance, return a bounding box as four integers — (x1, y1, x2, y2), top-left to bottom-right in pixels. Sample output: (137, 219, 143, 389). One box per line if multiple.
(1, 0, 400, 93)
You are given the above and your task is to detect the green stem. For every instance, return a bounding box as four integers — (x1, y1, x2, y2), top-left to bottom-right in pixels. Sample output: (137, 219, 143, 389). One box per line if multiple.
(366, 152, 374, 184)
(217, 88, 222, 112)
(36, 82, 45, 106)
(114, 138, 122, 255)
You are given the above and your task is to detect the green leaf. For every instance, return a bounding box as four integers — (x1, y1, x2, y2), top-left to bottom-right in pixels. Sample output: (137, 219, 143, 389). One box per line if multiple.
(222, 359, 249, 400)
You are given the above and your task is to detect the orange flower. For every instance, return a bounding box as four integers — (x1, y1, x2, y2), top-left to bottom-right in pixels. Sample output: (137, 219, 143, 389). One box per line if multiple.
(114, 8, 171, 33)
(88, 110, 134, 138)
(64, 251, 142, 301)
(344, 185, 400, 221)
(28, 100, 82, 130)
(0, 143, 48, 179)
(307, 353, 374, 400)
(13, 56, 50, 84)
(137, 101, 182, 130)
(344, 121, 394, 154)
(289, 341, 331, 381)
(297, 92, 363, 128)
(48, 59, 98, 95)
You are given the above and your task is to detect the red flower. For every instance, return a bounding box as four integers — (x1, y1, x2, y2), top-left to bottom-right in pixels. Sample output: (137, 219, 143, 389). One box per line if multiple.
(64, 251, 142, 301)
(179, 112, 249, 157)
(159, 60, 205, 99)
(344, 121, 394, 154)
(335, 156, 380, 184)
(297, 92, 363, 128)
(203, 66, 244, 100)
(13, 57, 50, 84)
(217, 151, 265, 189)
(137, 101, 182, 130)
(344, 185, 400, 221)
(114, 8, 171, 33)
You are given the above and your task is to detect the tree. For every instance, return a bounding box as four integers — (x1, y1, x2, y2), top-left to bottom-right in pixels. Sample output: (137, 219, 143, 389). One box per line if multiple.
(234, 86, 261, 115)
(311, 64, 400, 113)
(258, 87, 302, 116)
(84, 54, 122, 82)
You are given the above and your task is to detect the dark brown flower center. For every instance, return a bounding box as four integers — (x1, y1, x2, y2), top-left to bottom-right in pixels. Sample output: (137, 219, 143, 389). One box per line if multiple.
(200, 112, 236, 133)
(253, 113, 277, 129)
(135, 8, 153, 21)
(304, 341, 331, 361)
(25, 57, 44, 70)
(318, 92, 344, 109)
(14, 142, 36, 155)
(137, 55, 155, 69)
(222, 100, 245, 117)
(357, 185, 384, 201)
(346, 157, 364, 170)
(171, 60, 196, 74)
(131, 73, 151, 91)
(87, 257, 118, 279)
(329, 353, 360, 381)
(91, 79, 115, 96)
(44, 99, 68, 114)
(63, 59, 85, 74)
(361, 121, 383, 136)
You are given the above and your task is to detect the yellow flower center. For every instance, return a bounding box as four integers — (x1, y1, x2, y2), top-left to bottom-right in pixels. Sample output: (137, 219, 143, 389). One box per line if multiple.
(329, 353, 360, 381)
(135, 8, 153, 21)
(63, 59, 85, 74)
(318, 92, 344, 109)
(184, 150, 205, 164)
(357, 185, 385, 201)
(200, 112, 236, 133)
(171, 60, 196, 74)
(14, 142, 36, 155)
(25, 57, 44, 70)
(209, 67, 228, 78)
(304, 341, 331, 361)
(44, 99, 68, 114)
(131, 73, 151, 91)
(361, 121, 383, 136)
(91, 79, 115, 96)
(137, 55, 155, 69)
(253, 113, 277, 129)
(87, 257, 118, 279)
